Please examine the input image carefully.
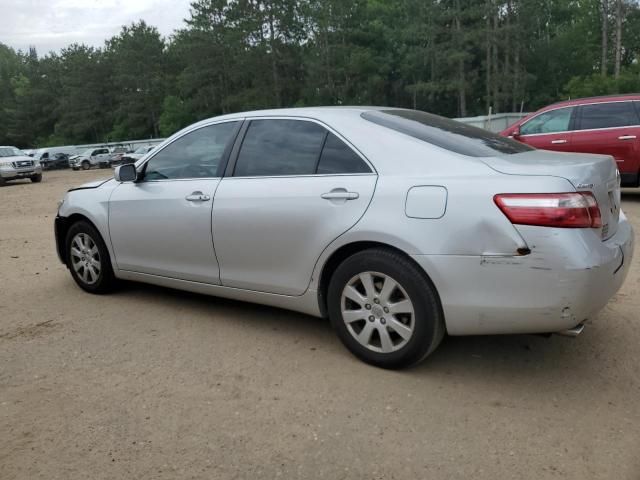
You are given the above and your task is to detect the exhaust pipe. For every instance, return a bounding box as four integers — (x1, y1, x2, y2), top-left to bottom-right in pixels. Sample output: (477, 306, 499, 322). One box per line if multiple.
(556, 323, 585, 337)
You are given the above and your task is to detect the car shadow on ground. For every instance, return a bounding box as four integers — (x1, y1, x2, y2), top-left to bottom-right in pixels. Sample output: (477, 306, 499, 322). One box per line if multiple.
(114, 280, 610, 391)
(0, 180, 33, 187)
(621, 190, 640, 202)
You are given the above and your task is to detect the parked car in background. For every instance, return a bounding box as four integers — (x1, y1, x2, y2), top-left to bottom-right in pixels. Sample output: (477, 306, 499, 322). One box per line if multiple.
(70, 147, 111, 170)
(54, 107, 633, 369)
(108, 146, 133, 167)
(41, 152, 70, 170)
(501, 94, 640, 186)
(33, 146, 80, 166)
(0, 146, 42, 185)
(117, 145, 155, 165)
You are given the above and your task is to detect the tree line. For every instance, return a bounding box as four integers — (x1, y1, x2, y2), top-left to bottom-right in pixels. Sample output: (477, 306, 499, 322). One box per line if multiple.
(1, 0, 639, 148)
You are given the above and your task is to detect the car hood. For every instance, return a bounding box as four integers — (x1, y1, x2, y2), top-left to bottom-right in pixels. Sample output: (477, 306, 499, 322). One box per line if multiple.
(68, 177, 113, 191)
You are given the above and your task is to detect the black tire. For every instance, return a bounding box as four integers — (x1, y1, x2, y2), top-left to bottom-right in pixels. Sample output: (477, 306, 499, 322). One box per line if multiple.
(328, 248, 445, 369)
(30, 173, 42, 183)
(0, 177, 5, 186)
(65, 221, 117, 294)
(81, 160, 91, 170)
(72, 167, 79, 171)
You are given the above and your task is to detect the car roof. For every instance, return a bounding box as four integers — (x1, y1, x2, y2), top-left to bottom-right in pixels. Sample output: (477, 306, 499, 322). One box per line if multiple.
(545, 93, 640, 110)
(189, 106, 388, 128)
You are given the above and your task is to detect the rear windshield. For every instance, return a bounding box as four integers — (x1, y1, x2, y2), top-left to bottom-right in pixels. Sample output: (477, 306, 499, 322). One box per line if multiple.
(361, 109, 533, 157)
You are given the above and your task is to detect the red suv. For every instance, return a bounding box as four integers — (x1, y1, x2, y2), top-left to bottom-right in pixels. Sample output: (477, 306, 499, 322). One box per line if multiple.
(500, 94, 640, 186)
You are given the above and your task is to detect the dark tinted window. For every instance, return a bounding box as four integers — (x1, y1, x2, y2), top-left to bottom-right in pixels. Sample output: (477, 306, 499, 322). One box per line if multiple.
(361, 109, 533, 157)
(520, 107, 574, 135)
(235, 120, 326, 176)
(317, 133, 371, 174)
(144, 122, 238, 180)
(578, 102, 639, 130)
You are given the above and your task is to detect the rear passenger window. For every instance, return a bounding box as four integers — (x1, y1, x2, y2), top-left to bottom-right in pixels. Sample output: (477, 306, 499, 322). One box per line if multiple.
(317, 133, 371, 174)
(578, 102, 638, 130)
(234, 120, 326, 176)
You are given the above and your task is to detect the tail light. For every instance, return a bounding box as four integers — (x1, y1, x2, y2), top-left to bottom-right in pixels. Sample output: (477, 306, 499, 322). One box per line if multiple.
(494, 192, 602, 228)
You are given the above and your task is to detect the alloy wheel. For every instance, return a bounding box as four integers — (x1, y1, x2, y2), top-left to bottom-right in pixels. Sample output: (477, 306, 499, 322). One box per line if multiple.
(341, 271, 415, 353)
(70, 233, 101, 285)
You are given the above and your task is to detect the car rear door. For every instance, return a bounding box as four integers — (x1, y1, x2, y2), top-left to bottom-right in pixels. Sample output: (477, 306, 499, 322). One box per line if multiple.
(571, 101, 640, 183)
(212, 118, 377, 296)
(517, 106, 576, 151)
(108, 121, 241, 284)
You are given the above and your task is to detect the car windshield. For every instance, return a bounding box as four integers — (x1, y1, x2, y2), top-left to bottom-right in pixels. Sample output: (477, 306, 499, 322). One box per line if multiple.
(0, 147, 25, 157)
(362, 109, 534, 157)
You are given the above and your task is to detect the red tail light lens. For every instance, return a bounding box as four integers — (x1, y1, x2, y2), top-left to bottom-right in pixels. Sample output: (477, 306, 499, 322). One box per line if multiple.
(494, 192, 602, 228)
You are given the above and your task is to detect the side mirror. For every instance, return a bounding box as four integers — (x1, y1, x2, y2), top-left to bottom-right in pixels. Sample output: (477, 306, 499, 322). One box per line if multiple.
(114, 164, 137, 182)
(511, 126, 521, 138)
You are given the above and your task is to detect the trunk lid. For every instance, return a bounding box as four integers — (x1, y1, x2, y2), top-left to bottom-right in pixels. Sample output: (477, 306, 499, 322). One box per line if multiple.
(482, 150, 621, 239)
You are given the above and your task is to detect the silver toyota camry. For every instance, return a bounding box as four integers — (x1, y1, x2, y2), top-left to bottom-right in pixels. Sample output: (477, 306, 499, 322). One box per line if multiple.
(54, 107, 634, 368)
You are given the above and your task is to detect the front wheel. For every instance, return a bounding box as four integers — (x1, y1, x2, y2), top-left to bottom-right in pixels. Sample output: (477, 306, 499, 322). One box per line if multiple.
(328, 248, 445, 369)
(65, 221, 116, 294)
(81, 160, 91, 170)
(31, 173, 42, 183)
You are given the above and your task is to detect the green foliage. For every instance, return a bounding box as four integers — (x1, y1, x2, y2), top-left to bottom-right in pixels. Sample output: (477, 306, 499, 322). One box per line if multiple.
(158, 95, 193, 136)
(0, 0, 639, 148)
(566, 67, 640, 98)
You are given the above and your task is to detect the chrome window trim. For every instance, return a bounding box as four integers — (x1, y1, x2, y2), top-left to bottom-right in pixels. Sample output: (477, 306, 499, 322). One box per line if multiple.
(224, 172, 376, 181)
(137, 118, 243, 182)
(230, 115, 377, 177)
(520, 100, 640, 137)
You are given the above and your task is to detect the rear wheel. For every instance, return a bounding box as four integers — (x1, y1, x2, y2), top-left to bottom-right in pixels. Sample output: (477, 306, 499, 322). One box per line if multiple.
(30, 173, 42, 183)
(81, 160, 90, 170)
(328, 248, 445, 369)
(65, 221, 116, 294)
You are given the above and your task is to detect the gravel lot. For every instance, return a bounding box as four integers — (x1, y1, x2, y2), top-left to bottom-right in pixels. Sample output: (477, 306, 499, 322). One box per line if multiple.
(1, 169, 639, 479)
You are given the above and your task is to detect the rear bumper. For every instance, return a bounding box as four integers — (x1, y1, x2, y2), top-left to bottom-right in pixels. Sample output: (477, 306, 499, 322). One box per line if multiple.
(411, 213, 634, 335)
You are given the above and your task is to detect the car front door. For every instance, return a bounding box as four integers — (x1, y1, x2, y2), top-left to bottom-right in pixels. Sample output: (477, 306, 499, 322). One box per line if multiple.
(571, 101, 640, 181)
(516, 106, 576, 152)
(108, 121, 241, 284)
(212, 118, 377, 296)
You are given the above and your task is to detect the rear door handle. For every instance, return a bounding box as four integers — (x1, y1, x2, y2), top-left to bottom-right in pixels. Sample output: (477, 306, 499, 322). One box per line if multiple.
(618, 135, 637, 140)
(551, 139, 567, 144)
(185, 191, 211, 202)
(321, 189, 359, 200)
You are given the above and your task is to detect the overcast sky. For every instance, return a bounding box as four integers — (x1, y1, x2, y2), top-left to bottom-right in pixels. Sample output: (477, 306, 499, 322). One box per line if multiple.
(0, 0, 192, 55)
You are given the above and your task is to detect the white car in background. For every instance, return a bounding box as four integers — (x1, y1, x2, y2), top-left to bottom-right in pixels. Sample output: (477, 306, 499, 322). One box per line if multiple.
(69, 147, 111, 170)
(117, 145, 156, 165)
(0, 146, 43, 185)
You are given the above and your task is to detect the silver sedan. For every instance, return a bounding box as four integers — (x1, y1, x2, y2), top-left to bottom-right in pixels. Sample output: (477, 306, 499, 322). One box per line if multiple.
(54, 107, 634, 368)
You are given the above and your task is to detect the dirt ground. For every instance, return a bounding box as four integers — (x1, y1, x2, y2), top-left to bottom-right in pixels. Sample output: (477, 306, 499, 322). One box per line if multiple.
(1, 169, 639, 480)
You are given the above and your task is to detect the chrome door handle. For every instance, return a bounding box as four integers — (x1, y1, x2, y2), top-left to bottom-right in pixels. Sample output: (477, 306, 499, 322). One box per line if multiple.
(321, 190, 359, 200)
(185, 191, 211, 202)
(618, 135, 637, 140)
(551, 139, 567, 144)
